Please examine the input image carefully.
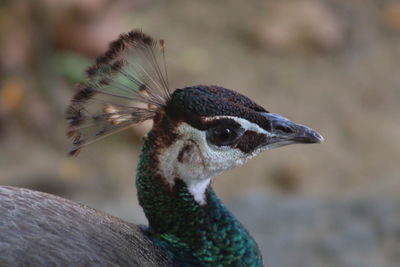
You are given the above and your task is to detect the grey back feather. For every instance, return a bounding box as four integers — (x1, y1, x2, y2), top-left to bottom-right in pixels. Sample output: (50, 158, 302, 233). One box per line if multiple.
(0, 186, 175, 267)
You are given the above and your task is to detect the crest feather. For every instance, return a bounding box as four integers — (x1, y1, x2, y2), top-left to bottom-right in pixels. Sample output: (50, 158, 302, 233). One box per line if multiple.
(66, 30, 171, 155)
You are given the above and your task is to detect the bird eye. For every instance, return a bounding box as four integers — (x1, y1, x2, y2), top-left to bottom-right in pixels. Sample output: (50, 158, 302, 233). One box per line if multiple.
(206, 126, 241, 146)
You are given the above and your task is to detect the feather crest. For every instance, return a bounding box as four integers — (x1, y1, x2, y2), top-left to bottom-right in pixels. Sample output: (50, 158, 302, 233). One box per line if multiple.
(66, 30, 171, 156)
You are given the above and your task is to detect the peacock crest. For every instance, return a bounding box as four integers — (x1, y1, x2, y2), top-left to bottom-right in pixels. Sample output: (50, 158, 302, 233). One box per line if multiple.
(66, 30, 171, 156)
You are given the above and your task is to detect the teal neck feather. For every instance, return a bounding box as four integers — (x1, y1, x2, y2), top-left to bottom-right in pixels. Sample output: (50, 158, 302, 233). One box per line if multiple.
(136, 130, 263, 266)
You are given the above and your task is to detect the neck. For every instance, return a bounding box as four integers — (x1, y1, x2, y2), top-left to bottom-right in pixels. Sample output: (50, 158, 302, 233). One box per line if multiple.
(136, 130, 263, 266)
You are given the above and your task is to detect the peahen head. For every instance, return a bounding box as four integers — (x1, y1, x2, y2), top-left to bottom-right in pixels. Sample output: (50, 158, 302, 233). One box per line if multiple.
(66, 29, 323, 205)
(152, 85, 323, 204)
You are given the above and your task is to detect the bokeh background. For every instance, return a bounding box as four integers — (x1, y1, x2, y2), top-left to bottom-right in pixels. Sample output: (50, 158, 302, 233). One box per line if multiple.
(1, 0, 400, 266)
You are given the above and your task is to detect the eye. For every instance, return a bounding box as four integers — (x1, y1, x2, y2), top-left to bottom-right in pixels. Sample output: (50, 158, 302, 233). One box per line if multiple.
(206, 126, 242, 146)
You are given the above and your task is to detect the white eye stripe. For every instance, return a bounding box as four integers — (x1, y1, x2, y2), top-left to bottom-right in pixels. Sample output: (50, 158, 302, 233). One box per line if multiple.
(202, 116, 271, 137)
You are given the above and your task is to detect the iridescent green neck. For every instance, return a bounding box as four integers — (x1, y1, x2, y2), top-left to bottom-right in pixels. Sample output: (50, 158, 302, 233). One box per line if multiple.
(136, 131, 263, 266)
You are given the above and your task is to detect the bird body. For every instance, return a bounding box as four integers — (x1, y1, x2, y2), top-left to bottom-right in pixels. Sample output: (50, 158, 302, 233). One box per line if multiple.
(0, 30, 323, 266)
(0, 186, 174, 266)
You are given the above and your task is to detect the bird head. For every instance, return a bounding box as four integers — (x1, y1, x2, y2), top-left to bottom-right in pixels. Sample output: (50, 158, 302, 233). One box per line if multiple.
(147, 85, 323, 203)
(66, 30, 323, 204)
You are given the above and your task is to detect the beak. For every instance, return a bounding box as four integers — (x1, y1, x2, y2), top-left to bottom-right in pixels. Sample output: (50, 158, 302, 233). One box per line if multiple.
(261, 113, 324, 147)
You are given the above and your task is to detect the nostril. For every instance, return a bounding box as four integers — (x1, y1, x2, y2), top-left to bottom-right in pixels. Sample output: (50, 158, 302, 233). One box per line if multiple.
(275, 124, 293, 134)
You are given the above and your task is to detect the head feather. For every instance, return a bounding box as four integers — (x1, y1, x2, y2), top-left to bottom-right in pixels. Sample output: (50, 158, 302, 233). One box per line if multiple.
(66, 29, 171, 155)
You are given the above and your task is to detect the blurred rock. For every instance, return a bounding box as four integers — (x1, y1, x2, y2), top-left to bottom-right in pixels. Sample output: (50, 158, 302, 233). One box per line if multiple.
(255, 1, 345, 53)
(0, 77, 24, 114)
(49, 0, 137, 57)
(382, 3, 400, 31)
(0, 1, 34, 70)
(0, 77, 25, 137)
(269, 163, 304, 193)
(230, 195, 400, 267)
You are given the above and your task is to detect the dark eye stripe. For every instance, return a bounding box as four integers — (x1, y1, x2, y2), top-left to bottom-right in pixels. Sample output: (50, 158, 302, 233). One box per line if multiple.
(234, 131, 267, 153)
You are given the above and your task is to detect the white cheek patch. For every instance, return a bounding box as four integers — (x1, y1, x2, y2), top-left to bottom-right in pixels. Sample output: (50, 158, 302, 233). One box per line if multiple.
(157, 117, 271, 205)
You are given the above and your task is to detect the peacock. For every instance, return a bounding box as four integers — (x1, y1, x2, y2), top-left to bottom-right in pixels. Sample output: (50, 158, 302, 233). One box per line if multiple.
(0, 30, 323, 266)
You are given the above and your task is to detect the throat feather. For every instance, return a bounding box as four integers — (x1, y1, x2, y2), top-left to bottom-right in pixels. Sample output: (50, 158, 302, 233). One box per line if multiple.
(187, 178, 211, 205)
(136, 131, 263, 266)
(158, 137, 211, 205)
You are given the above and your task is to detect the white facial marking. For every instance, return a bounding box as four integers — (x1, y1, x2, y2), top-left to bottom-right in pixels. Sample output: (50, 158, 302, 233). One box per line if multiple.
(203, 116, 270, 136)
(158, 116, 271, 205)
(188, 178, 211, 205)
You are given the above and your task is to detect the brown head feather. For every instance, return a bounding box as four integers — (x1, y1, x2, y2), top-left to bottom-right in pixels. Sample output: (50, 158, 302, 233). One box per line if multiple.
(66, 30, 171, 155)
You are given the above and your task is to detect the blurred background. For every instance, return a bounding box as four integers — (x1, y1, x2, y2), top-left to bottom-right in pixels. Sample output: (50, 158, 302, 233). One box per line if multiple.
(1, 0, 400, 266)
